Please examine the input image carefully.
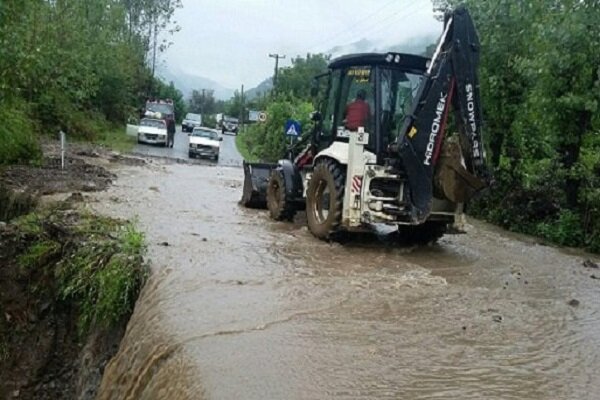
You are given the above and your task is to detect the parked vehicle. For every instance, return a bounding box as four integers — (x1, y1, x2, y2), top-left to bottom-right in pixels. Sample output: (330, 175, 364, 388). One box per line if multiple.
(137, 118, 168, 146)
(188, 127, 222, 161)
(144, 100, 174, 121)
(221, 116, 239, 135)
(182, 113, 202, 132)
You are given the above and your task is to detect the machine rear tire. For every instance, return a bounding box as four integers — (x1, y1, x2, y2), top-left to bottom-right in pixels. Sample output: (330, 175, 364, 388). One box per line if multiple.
(306, 159, 345, 240)
(267, 169, 296, 221)
(397, 221, 447, 245)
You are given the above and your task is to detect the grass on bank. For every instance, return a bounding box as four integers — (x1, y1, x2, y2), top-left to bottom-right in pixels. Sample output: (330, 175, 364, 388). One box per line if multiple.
(91, 127, 137, 154)
(14, 208, 148, 335)
(235, 132, 257, 162)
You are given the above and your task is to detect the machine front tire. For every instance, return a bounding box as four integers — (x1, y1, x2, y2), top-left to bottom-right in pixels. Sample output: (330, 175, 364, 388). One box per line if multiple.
(306, 159, 345, 240)
(267, 169, 296, 221)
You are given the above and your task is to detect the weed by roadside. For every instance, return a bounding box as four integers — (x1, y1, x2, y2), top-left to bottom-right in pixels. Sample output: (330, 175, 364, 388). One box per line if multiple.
(92, 128, 137, 154)
(235, 132, 256, 162)
(10, 208, 148, 335)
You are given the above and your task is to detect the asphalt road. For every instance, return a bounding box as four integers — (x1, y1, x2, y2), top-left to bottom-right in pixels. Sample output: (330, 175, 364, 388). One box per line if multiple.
(131, 126, 243, 167)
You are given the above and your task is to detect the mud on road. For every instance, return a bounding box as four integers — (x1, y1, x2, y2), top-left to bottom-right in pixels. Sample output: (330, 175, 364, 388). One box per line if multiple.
(89, 157, 600, 400)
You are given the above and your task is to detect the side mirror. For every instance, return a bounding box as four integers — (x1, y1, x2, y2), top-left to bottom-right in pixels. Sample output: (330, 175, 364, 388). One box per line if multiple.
(310, 111, 322, 122)
(219, 137, 223, 141)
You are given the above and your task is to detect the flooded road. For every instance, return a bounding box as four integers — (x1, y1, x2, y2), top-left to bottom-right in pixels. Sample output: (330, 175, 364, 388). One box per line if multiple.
(91, 147, 600, 399)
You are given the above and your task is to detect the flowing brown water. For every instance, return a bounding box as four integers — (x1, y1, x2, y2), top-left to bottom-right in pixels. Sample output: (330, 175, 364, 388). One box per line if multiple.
(92, 156, 600, 399)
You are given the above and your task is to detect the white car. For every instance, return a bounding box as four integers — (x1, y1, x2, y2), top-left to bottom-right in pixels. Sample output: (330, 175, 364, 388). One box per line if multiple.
(137, 118, 167, 146)
(188, 128, 222, 161)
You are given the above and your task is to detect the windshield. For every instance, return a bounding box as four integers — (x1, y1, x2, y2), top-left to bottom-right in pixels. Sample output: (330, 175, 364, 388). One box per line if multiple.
(186, 113, 201, 121)
(380, 68, 423, 143)
(146, 102, 173, 115)
(192, 129, 218, 140)
(140, 118, 166, 128)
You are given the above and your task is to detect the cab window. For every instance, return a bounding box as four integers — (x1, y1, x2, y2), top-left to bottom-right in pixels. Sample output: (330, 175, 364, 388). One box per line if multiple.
(380, 68, 423, 146)
(335, 66, 375, 137)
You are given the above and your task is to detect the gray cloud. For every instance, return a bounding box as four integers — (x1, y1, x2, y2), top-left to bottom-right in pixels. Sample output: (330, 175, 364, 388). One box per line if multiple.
(163, 0, 441, 90)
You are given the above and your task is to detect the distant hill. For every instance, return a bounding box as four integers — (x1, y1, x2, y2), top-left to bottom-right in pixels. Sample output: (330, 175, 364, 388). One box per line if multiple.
(156, 65, 234, 100)
(245, 77, 273, 100)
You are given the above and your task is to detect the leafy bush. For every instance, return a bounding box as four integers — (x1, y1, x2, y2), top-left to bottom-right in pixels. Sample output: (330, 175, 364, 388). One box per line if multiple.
(536, 210, 585, 247)
(240, 99, 313, 162)
(0, 101, 42, 165)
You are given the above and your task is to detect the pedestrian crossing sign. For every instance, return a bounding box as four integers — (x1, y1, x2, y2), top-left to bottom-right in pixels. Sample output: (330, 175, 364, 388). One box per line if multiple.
(284, 119, 301, 137)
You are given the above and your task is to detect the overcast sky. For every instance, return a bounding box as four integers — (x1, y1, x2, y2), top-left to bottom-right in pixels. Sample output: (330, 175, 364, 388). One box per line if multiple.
(163, 0, 441, 89)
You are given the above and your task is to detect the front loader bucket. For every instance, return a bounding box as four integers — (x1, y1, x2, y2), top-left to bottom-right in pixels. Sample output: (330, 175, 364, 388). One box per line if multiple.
(240, 161, 276, 209)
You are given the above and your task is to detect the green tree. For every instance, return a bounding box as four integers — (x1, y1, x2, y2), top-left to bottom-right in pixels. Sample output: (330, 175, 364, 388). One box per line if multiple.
(188, 89, 216, 115)
(432, 0, 600, 251)
(0, 0, 181, 162)
(276, 54, 330, 100)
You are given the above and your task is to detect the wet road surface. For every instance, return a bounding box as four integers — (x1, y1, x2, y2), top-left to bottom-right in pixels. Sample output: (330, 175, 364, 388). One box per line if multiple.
(91, 154, 600, 399)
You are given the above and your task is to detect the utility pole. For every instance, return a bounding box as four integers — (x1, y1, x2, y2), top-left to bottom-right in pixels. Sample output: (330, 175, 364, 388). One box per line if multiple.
(239, 84, 245, 133)
(269, 53, 286, 91)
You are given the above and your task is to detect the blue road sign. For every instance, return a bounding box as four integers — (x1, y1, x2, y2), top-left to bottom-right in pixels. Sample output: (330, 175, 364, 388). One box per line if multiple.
(284, 119, 301, 137)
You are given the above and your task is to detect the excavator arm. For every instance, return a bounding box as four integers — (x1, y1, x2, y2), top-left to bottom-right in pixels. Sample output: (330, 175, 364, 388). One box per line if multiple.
(395, 6, 491, 223)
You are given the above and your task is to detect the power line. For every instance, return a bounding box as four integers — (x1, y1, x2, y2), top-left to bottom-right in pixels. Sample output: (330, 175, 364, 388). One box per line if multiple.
(364, 4, 427, 40)
(308, 0, 399, 52)
(311, 0, 424, 54)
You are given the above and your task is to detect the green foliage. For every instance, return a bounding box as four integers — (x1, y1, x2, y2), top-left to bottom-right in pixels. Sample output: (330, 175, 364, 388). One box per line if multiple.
(18, 241, 61, 270)
(275, 54, 330, 98)
(536, 210, 585, 247)
(203, 114, 218, 129)
(57, 220, 147, 335)
(188, 89, 217, 115)
(12, 209, 148, 336)
(235, 53, 327, 162)
(93, 128, 137, 154)
(433, 0, 600, 252)
(240, 99, 313, 162)
(235, 133, 254, 162)
(0, 0, 181, 163)
(14, 213, 44, 236)
(0, 101, 42, 165)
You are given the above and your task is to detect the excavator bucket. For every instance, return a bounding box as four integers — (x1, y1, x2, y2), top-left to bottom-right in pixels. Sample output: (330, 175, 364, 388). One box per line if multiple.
(240, 161, 276, 209)
(434, 136, 487, 204)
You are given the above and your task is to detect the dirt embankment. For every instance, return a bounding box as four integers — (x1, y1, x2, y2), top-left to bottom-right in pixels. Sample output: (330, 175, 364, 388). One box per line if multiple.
(0, 143, 147, 399)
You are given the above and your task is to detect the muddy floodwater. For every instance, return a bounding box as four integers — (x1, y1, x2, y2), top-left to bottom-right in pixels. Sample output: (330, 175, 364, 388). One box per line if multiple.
(90, 156, 600, 399)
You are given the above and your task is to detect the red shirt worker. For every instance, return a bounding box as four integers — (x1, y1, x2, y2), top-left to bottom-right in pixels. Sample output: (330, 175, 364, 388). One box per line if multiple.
(345, 89, 370, 131)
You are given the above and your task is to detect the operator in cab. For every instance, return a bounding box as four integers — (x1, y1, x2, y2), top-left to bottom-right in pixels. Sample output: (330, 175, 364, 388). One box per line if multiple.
(344, 89, 370, 131)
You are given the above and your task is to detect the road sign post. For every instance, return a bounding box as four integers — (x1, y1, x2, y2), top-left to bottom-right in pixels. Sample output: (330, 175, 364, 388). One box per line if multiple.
(284, 119, 301, 137)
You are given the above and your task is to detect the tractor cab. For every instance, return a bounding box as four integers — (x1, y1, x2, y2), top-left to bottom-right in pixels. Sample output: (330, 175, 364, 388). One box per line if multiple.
(312, 53, 429, 165)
